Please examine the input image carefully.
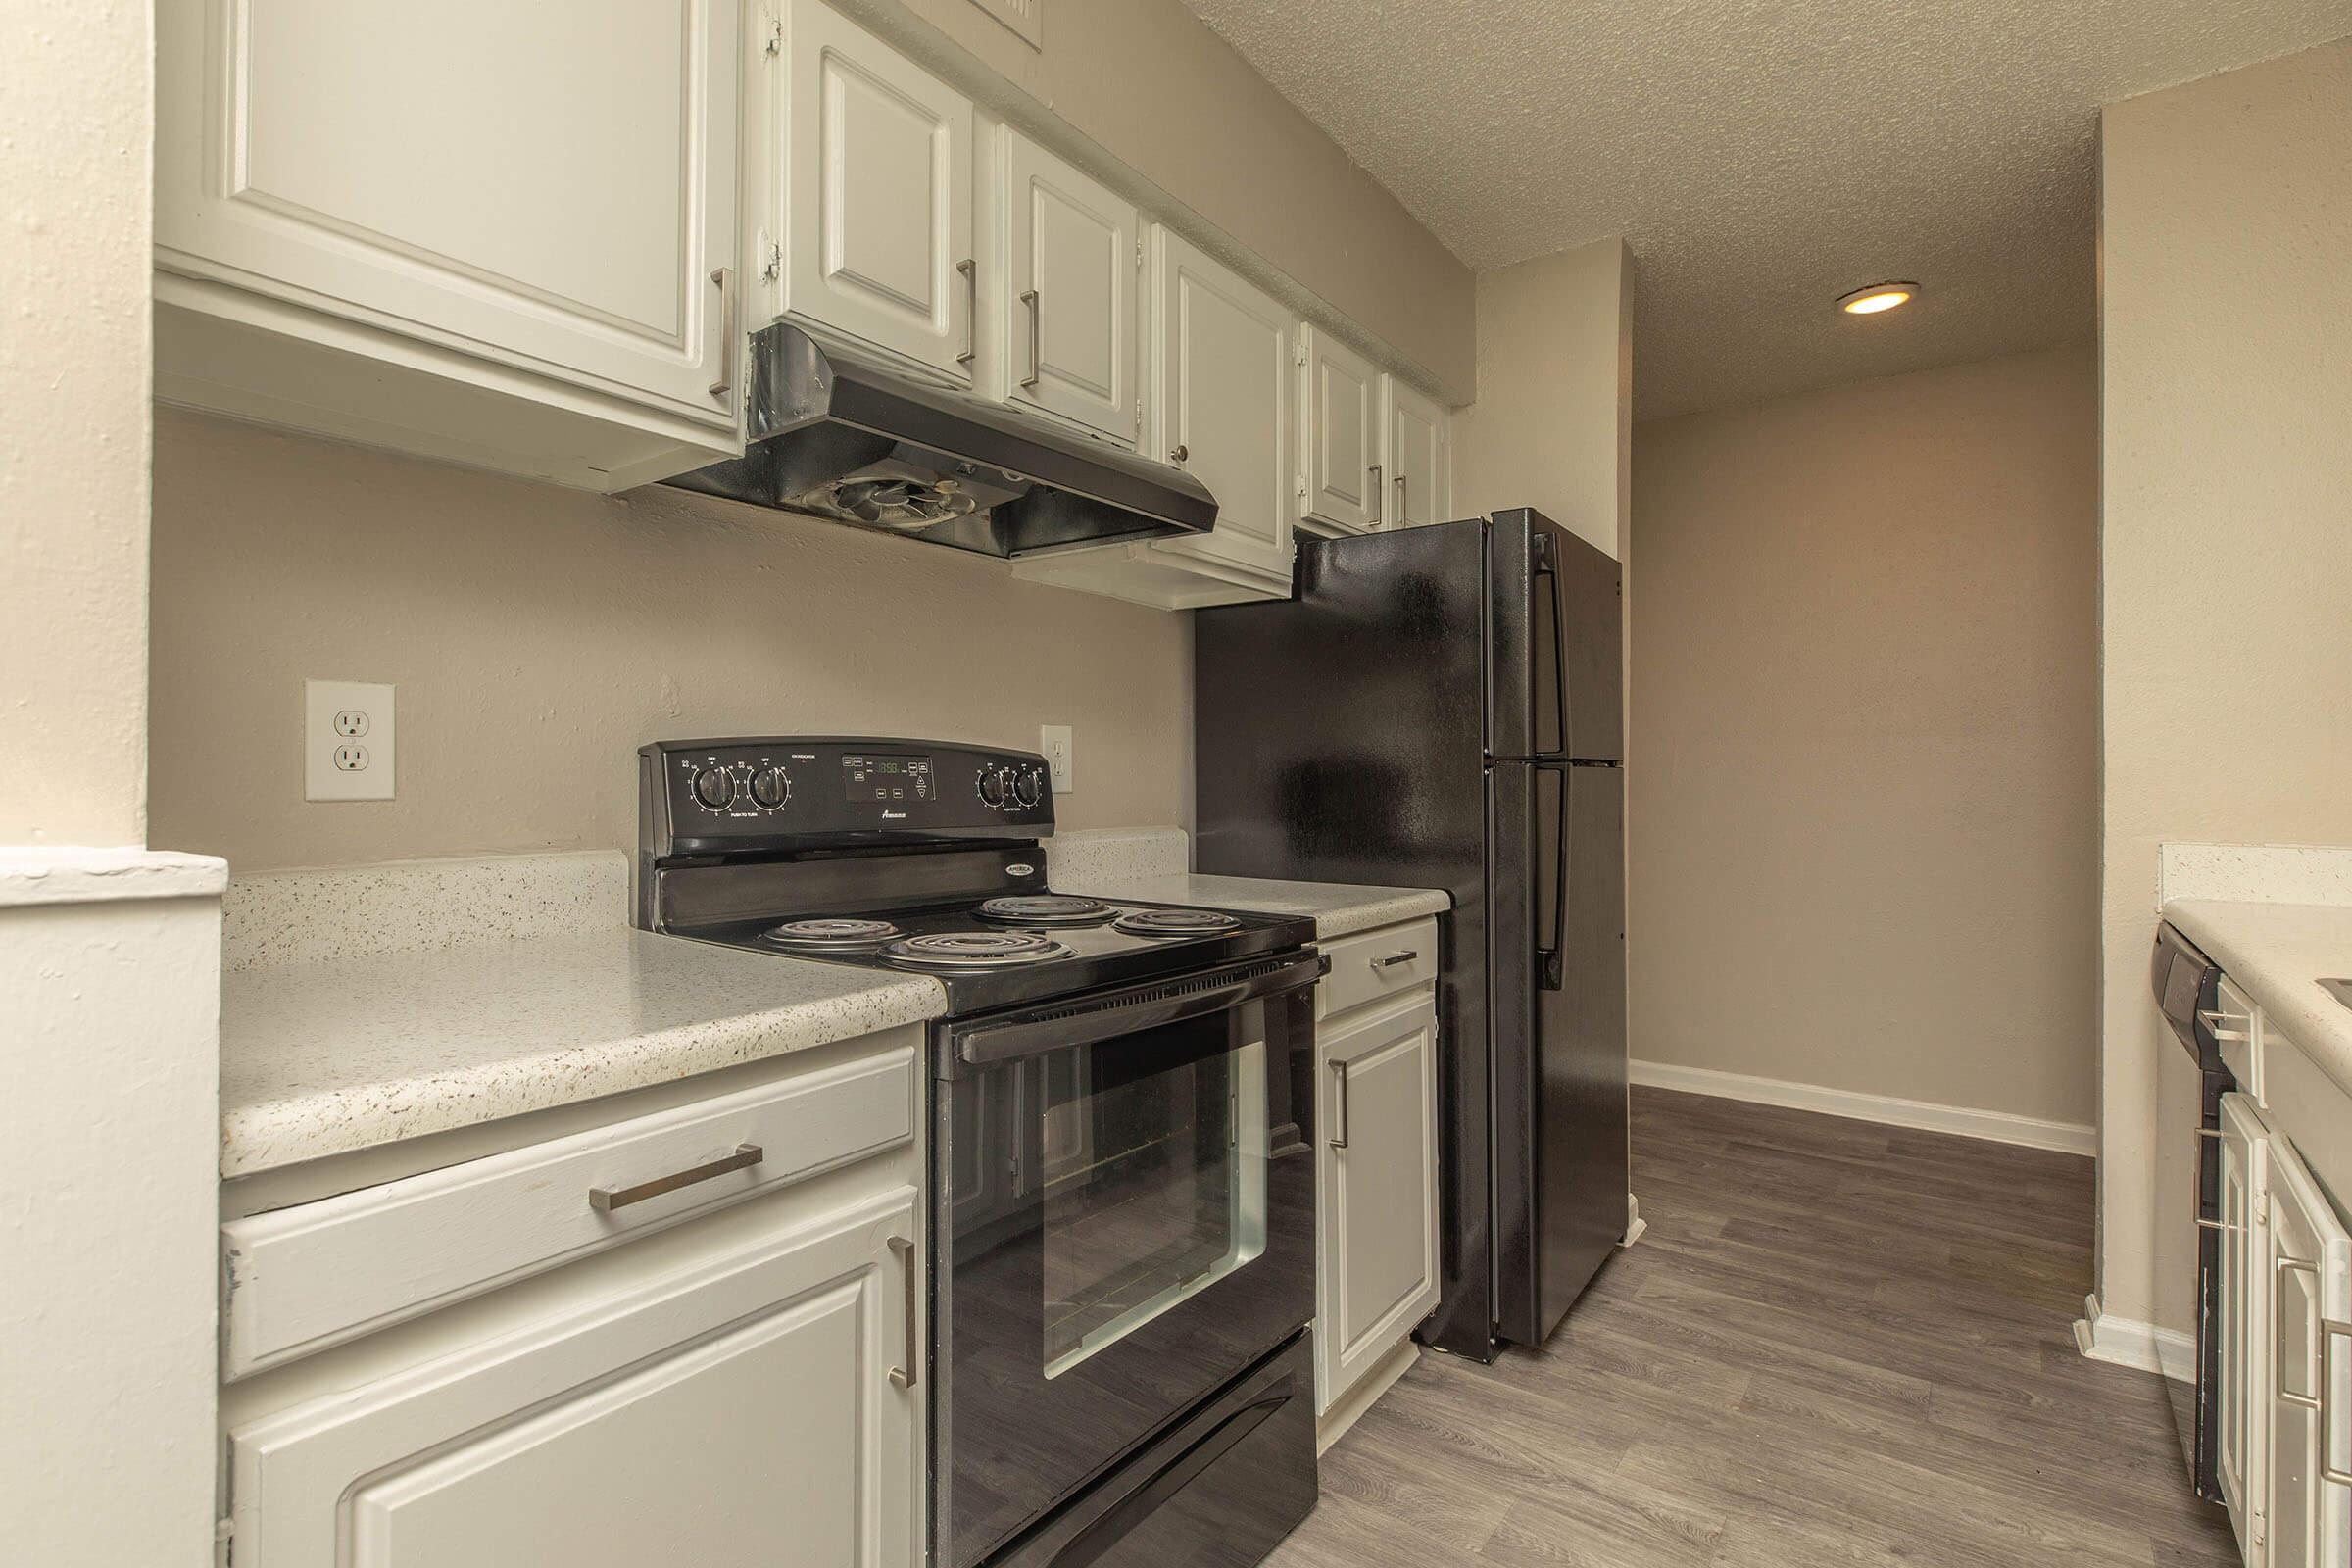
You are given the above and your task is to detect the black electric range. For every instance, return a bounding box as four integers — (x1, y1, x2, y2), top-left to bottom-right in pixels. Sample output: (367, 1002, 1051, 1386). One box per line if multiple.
(635, 737, 1324, 1568)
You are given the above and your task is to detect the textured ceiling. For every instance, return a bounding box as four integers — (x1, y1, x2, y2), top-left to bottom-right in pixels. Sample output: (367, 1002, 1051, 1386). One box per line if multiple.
(1175, 0, 2352, 417)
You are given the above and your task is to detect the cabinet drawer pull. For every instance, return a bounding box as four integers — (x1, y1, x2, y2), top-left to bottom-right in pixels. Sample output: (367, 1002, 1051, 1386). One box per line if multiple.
(1329, 1060, 1350, 1151)
(1020, 288, 1042, 388)
(1371, 951, 1419, 970)
(588, 1143, 761, 1212)
(887, 1235, 919, 1391)
(707, 266, 737, 402)
(956, 259, 977, 366)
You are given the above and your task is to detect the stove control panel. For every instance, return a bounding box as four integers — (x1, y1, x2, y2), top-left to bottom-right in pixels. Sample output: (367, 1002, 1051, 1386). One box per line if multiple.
(641, 736, 1053, 853)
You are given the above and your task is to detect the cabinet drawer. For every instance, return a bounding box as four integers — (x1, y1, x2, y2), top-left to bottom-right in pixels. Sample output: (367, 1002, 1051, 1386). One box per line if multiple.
(222, 1045, 918, 1379)
(1318, 918, 1440, 1020)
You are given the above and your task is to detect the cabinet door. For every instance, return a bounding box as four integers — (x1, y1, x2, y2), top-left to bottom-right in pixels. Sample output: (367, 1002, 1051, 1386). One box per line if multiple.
(2221, 1092, 2272, 1556)
(999, 130, 1139, 443)
(1382, 375, 1451, 529)
(1152, 227, 1296, 586)
(1299, 326, 1382, 533)
(1316, 995, 1441, 1413)
(2266, 1134, 2351, 1568)
(155, 0, 738, 426)
(227, 1191, 922, 1567)
(781, 0, 975, 382)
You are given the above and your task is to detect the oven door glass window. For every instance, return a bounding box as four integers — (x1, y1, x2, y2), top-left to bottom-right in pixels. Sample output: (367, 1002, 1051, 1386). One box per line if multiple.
(1039, 1030, 1267, 1379)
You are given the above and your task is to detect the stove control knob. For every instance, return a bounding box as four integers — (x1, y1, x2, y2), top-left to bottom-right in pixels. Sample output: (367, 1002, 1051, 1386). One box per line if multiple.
(692, 766, 737, 810)
(750, 766, 790, 809)
(976, 767, 1006, 808)
(1012, 766, 1043, 808)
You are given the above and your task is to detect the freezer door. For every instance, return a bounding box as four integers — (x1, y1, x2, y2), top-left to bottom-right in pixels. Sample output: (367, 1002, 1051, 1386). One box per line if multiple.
(1492, 760, 1628, 1348)
(1490, 508, 1622, 762)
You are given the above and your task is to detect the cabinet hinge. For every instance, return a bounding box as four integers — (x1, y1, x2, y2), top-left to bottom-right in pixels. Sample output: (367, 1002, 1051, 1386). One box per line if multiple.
(1134, 236, 1146, 269)
(1294, 341, 1309, 368)
(760, 231, 782, 284)
(763, 9, 783, 56)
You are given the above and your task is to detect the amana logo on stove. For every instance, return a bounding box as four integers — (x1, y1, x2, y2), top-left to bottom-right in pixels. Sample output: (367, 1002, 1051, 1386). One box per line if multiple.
(881, 809, 907, 819)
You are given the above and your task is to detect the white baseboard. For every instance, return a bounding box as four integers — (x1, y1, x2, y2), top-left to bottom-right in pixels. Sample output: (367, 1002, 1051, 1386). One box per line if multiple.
(1316, 1338, 1419, 1455)
(1629, 1058, 2096, 1157)
(2074, 1292, 2194, 1381)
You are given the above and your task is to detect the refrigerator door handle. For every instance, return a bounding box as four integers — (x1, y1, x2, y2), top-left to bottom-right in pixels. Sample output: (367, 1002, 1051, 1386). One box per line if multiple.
(1536, 760, 1568, 991)
(1531, 531, 1568, 760)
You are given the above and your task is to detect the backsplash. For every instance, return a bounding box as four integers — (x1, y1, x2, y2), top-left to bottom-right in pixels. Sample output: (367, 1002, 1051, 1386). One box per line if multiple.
(2159, 842, 2352, 906)
(222, 852, 627, 971)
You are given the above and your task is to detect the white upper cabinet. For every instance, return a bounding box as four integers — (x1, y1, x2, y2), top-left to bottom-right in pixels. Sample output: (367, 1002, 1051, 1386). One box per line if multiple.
(1152, 227, 1297, 589)
(1383, 375, 1452, 528)
(1298, 326, 1382, 535)
(771, 0, 976, 382)
(154, 0, 741, 482)
(995, 130, 1139, 444)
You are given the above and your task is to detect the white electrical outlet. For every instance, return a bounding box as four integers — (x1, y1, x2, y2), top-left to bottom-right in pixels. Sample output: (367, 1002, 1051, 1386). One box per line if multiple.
(307, 680, 396, 801)
(1039, 725, 1074, 793)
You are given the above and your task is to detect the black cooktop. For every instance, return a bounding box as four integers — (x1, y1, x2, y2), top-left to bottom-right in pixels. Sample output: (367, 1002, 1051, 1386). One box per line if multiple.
(677, 892, 1314, 1014)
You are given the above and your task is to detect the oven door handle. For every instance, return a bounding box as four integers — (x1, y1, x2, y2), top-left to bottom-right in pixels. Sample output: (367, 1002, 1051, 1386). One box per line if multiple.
(956, 952, 1328, 1065)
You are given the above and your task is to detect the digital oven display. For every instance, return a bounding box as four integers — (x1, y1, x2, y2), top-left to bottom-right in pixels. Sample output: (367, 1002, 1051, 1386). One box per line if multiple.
(842, 753, 934, 803)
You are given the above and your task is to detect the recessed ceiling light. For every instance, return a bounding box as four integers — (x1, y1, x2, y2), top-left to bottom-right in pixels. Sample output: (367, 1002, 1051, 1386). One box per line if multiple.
(1838, 282, 1918, 316)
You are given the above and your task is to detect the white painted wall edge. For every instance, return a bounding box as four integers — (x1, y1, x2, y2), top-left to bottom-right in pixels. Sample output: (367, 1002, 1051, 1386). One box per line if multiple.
(2073, 1292, 2194, 1382)
(1629, 1058, 2097, 1156)
(0, 847, 228, 906)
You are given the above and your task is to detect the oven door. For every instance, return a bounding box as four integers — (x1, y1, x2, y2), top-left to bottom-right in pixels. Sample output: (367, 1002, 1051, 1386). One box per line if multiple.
(934, 952, 1321, 1568)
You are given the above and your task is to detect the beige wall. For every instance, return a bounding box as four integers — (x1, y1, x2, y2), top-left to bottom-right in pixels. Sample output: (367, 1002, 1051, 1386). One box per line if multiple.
(0, 0, 153, 846)
(838, 0, 1476, 400)
(1453, 238, 1633, 559)
(1630, 345, 2101, 1127)
(2098, 39, 2352, 1331)
(148, 410, 1193, 871)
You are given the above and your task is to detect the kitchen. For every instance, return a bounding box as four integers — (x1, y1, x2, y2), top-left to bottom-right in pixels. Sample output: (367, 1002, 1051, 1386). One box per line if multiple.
(5, 2, 2351, 1566)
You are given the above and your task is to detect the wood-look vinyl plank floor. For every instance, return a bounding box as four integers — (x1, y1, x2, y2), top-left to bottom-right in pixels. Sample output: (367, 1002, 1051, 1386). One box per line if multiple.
(1265, 1086, 2239, 1568)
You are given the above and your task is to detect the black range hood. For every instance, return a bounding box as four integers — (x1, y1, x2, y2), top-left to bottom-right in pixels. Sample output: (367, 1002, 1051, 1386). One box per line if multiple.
(662, 322, 1217, 558)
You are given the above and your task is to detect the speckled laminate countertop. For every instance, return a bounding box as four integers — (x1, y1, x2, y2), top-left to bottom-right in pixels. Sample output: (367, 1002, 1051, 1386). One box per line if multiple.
(1065, 871, 1449, 939)
(218, 854, 947, 1178)
(2162, 898, 2352, 1103)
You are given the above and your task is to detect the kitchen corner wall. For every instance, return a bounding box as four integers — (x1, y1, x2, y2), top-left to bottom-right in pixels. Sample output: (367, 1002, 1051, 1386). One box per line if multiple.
(1629, 345, 2101, 1129)
(1453, 237, 1634, 560)
(2097, 37, 2352, 1335)
(147, 410, 1193, 872)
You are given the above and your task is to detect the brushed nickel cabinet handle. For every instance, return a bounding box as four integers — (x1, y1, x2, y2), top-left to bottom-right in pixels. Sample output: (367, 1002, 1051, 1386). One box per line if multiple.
(590, 1143, 761, 1212)
(707, 267, 737, 402)
(1169, 444, 1189, 464)
(1371, 950, 1419, 970)
(1367, 463, 1382, 520)
(1020, 288, 1042, 388)
(1329, 1060, 1350, 1150)
(887, 1235, 919, 1391)
(1396, 470, 1408, 525)
(956, 259, 977, 366)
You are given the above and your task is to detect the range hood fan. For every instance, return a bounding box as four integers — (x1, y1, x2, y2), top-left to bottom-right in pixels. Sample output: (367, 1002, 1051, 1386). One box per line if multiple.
(663, 323, 1218, 560)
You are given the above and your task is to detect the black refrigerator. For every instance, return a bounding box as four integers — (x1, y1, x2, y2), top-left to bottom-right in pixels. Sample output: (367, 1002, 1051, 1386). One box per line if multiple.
(1194, 508, 1626, 1361)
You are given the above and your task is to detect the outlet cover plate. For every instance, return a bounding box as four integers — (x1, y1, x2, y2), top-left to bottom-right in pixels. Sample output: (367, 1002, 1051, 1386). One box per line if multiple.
(966, 0, 1041, 48)
(1040, 724, 1073, 793)
(307, 680, 396, 801)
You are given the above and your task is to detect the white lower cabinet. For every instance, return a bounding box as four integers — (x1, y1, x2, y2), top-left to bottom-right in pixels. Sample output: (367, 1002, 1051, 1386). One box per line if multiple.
(2264, 1125, 2352, 1568)
(1313, 919, 1442, 1424)
(225, 1187, 921, 1567)
(2220, 1091, 2273, 1557)
(2216, 1078, 2352, 1568)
